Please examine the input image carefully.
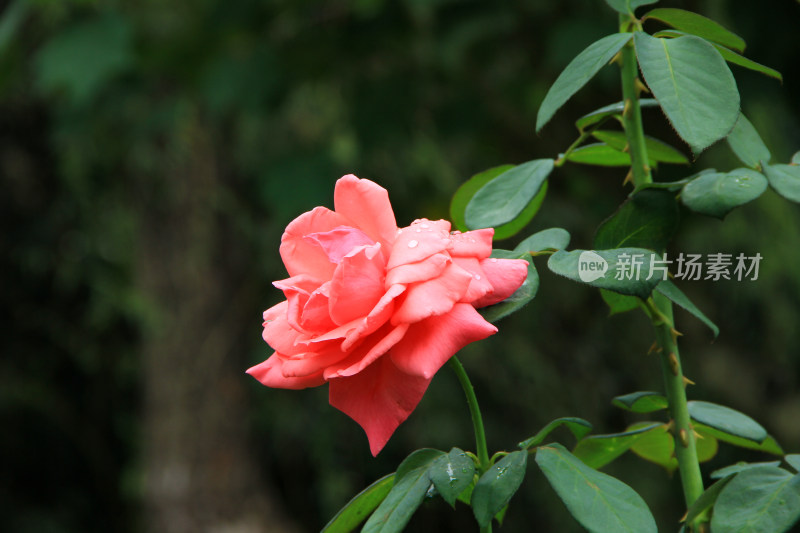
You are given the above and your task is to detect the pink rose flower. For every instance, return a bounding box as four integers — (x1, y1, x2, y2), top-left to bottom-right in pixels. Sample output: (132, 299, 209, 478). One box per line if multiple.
(247, 175, 528, 455)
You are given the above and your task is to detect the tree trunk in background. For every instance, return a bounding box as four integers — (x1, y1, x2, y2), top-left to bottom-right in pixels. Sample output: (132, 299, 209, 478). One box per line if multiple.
(137, 113, 295, 533)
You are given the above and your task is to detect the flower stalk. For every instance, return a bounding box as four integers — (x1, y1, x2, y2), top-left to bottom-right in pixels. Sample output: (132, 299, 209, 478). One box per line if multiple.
(449, 356, 493, 533)
(618, 17, 707, 530)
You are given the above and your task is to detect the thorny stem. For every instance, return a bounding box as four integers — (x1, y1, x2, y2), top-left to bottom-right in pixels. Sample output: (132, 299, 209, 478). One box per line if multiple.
(618, 14, 652, 187)
(651, 294, 707, 529)
(618, 14, 707, 530)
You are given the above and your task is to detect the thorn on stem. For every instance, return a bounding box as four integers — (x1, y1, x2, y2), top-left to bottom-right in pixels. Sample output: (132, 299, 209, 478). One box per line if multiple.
(622, 99, 632, 118)
(623, 169, 633, 186)
(679, 428, 690, 447)
(635, 78, 650, 94)
(683, 376, 696, 387)
(668, 352, 680, 376)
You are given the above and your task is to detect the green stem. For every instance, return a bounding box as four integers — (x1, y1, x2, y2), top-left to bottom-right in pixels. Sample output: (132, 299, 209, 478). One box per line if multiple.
(651, 293, 706, 529)
(449, 356, 492, 533)
(449, 356, 490, 471)
(618, 17, 706, 530)
(618, 13, 651, 188)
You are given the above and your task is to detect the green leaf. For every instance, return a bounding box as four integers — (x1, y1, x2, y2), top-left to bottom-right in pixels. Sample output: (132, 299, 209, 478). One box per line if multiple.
(429, 448, 476, 507)
(600, 289, 640, 315)
(711, 466, 800, 533)
(628, 422, 718, 472)
(493, 504, 509, 526)
(603, 0, 659, 15)
(727, 113, 771, 169)
(634, 32, 739, 154)
(536, 33, 632, 131)
(763, 164, 800, 203)
(456, 477, 476, 506)
(536, 443, 658, 533)
(654, 29, 783, 81)
(566, 143, 631, 166)
(655, 280, 719, 338)
(464, 159, 553, 231)
(452, 165, 549, 239)
(786, 455, 800, 473)
(451, 165, 513, 231)
(688, 401, 767, 443)
(711, 44, 783, 82)
(594, 188, 679, 252)
(572, 423, 662, 469)
(471, 451, 528, 528)
(684, 475, 736, 526)
(547, 248, 663, 299)
(712, 461, 783, 480)
(362, 467, 432, 533)
(792, 152, 800, 165)
(514, 228, 571, 253)
(612, 391, 668, 413)
(395, 449, 445, 482)
(518, 417, 594, 449)
(642, 8, 745, 52)
(695, 424, 784, 456)
(575, 99, 659, 131)
(680, 168, 768, 218)
(592, 130, 689, 165)
(479, 250, 539, 323)
(322, 474, 395, 533)
(627, 423, 677, 471)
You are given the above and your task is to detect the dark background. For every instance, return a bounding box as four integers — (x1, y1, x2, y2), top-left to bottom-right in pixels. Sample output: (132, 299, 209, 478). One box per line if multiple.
(2, 0, 799, 531)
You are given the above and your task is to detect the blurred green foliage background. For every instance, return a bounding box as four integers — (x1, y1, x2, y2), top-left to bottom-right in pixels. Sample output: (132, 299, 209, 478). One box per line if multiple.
(1, 0, 798, 531)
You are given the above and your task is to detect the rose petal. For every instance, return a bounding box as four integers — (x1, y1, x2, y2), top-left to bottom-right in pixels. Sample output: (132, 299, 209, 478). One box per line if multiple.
(279, 343, 352, 378)
(448, 228, 494, 259)
(246, 354, 325, 390)
(304, 226, 375, 264)
(334, 175, 398, 250)
(472, 258, 529, 308)
(280, 207, 351, 278)
(385, 253, 450, 286)
(329, 355, 430, 456)
(262, 301, 306, 355)
(391, 262, 473, 324)
(324, 322, 410, 379)
(387, 220, 451, 270)
(342, 284, 405, 351)
(451, 257, 493, 303)
(273, 274, 324, 332)
(299, 283, 337, 333)
(329, 243, 386, 326)
(390, 303, 497, 379)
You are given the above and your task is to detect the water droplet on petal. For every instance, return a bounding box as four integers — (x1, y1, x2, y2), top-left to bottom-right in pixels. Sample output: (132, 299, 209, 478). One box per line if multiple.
(420, 223, 430, 229)
(474, 274, 481, 280)
(408, 240, 419, 248)
(490, 258, 497, 263)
